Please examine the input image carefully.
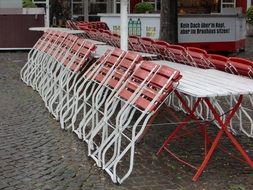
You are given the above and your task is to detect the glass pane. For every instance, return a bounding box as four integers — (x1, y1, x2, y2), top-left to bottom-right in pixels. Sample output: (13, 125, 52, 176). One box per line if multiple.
(90, 3, 107, 14)
(116, 4, 120, 13)
(73, 3, 83, 15)
(223, 0, 234, 3)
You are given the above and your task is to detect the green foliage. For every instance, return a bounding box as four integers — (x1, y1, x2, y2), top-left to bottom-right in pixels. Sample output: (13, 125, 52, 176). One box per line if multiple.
(134, 2, 154, 13)
(247, 6, 253, 24)
(23, 0, 37, 8)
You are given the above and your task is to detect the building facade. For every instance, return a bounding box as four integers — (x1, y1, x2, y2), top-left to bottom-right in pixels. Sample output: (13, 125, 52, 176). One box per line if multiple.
(32, 0, 250, 26)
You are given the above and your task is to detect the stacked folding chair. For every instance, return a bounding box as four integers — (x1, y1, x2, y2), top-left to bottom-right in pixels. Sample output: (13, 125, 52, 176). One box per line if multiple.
(38, 34, 79, 99)
(20, 30, 68, 86)
(85, 61, 181, 183)
(186, 47, 215, 69)
(46, 39, 96, 119)
(77, 51, 143, 142)
(59, 48, 127, 134)
(20, 29, 97, 121)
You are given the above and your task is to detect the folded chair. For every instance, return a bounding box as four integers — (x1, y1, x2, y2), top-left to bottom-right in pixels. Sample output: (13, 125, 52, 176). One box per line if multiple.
(26, 31, 69, 89)
(139, 37, 158, 55)
(79, 51, 142, 142)
(45, 39, 96, 119)
(110, 33, 121, 48)
(88, 61, 181, 183)
(208, 54, 229, 72)
(153, 40, 172, 60)
(227, 57, 253, 78)
(20, 30, 59, 85)
(38, 35, 79, 98)
(166, 44, 194, 66)
(128, 35, 145, 52)
(59, 49, 126, 133)
(32, 32, 71, 91)
(186, 47, 215, 69)
(226, 57, 253, 137)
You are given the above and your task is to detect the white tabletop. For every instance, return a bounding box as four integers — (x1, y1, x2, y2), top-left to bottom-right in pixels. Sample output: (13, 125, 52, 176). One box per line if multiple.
(93, 45, 115, 58)
(137, 52, 158, 59)
(93, 44, 158, 59)
(29, 27, 84, 34)
(154, 60, 253, 98)
(84, 39, 107, 45)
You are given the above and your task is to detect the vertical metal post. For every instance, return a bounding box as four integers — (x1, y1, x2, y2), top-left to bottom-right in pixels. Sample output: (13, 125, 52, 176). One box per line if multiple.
(45, 0, 50, 27)
(120, 0, 128, 51)
(84, 0, 89, 21)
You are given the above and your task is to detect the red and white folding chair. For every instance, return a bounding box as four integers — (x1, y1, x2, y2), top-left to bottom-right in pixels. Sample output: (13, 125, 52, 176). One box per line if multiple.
(20, 30, 62, 86)
(166, 44, 194, 66)
(27, 31, 69, 89)
(45, 39, 96, 119)
(59, 49, 126, 133)
(208, 54, 229, 72)
(153, 40, 172, 60)
(88, 61, 181, 183)
(128, 35, 145, 52)
(186, 47, 215, 69)
(38, 34, 79, 97)
(79, 51, 142, 142)
(139, 37, 158, 55)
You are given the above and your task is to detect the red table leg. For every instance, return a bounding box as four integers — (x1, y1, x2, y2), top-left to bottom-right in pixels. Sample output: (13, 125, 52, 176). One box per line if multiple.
(193, 95, 253, 181)
(159, 92, 253, 181)
(157, 97, 202, 155)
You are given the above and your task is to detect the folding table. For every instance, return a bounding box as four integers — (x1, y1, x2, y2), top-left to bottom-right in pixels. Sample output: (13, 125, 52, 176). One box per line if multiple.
(93, 44, 158, 59)
(154, 60, 253, 181)
(29, 27, 85, 34)
(83, 39, 107, 45)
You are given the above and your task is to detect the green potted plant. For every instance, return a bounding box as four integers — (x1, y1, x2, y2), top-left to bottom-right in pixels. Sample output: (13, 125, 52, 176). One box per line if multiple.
(246, 6, 253, 36)
(23, 0, 37, 8)
(134, 2, 154, 13)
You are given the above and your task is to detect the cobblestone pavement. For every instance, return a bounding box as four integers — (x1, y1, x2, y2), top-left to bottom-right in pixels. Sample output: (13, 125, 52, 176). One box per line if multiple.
(0, 37, 253, 190)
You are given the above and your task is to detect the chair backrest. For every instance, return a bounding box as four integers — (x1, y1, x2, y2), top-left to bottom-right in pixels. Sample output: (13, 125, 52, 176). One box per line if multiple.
(106, 51, 143, 89)
(88, 28, 99, 40)
(110, 33, 120, 48)
(91, 48, 126, 83)
(45, 31, 69, 56)
(62, 39, 96, 72)
(66, 20, 78, 30)
(153, 40, 171, 60)
(227, 57, 253, 77)
(139, 37, 157, 54)
(118, 61, 159, 103)
(77, 25, 91, 39)
(186, 47, 212, 68)
(56, 34, 79, 63)
(128, 35, 145, 52)
(34, 30, 53, 50)
(99, 29, 113, 44)
(166, 44, 191, 65)
(117, 61, 181, 112)
(134, 64, 181, 112)
(208, 54, 228, 71)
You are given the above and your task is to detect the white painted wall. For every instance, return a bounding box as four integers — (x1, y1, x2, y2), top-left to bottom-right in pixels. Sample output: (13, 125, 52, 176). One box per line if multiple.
(247, 0, 252, 9)
(0, 0, 22, 8)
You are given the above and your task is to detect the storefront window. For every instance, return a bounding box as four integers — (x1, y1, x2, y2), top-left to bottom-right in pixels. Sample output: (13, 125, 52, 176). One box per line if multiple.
(221, 0, 236, 9)
(72, 0, 84, 17)
(114, 0, 130, 14)
(142, 0, 160, 12)
(90, 0, 107, 14)
(178, 0, 218, 14)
